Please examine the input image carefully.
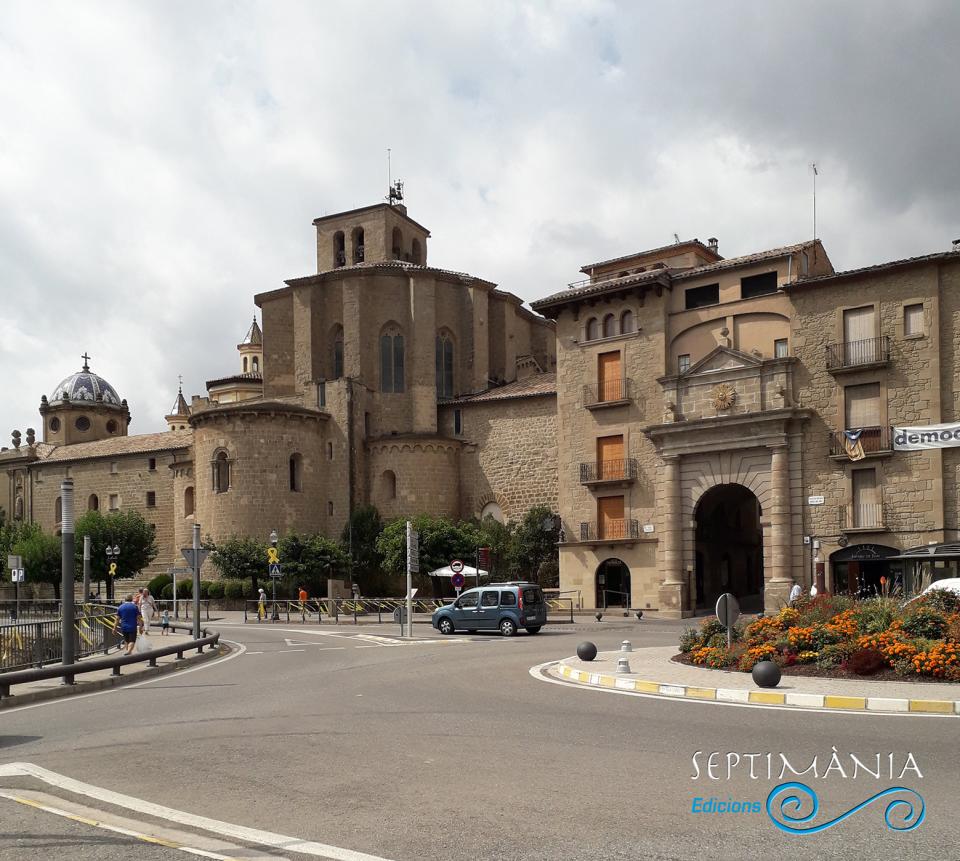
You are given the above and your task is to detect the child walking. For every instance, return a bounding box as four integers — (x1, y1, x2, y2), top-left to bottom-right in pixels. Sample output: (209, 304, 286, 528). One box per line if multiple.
(160, 608, 170, 635)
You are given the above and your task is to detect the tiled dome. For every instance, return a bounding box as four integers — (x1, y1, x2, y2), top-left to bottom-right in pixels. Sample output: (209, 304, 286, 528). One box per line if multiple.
(50, 362, 122, 406)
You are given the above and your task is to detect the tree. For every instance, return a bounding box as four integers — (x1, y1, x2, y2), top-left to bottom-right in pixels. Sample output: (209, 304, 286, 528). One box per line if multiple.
(509, 505, 560, 585)
(278, 531, 347, 597)
(341, 505, 386, 594)
(13, 526, 62, 597)
(75, 510, 160, 598)
(209, 535, 268, 585)
(376, 515, 482, 591)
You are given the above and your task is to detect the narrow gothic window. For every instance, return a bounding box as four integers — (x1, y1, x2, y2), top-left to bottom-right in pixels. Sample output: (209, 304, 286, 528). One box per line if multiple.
(435, 332, 454, 398)
(184, 486, 194, 517)
(392, 226, 403, 257)
(602, 313, 617, 338)
(620, 310, 635, 334)
(212, 450, 231, 493)
(333, 231, 346, 267)
(243, 356, 248, 372)
(252, 356, 259, 373)
(380, 329, 405, 392)
(289, 453, 303, 492)
(352, 227, 365, 263)
(586, 318, 600, 341)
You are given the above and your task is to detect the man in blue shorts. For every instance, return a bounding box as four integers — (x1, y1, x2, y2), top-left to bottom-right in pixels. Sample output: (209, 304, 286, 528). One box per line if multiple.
(114, 594, 140, 654)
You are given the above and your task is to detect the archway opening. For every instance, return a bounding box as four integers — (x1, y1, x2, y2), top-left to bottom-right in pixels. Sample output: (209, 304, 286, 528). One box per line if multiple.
(694, 483, 763, 610)
(596, 558, 630, 609)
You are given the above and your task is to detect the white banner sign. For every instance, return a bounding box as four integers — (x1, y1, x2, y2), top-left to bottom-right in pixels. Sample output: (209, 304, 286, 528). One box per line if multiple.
(894, 423, 960, 450)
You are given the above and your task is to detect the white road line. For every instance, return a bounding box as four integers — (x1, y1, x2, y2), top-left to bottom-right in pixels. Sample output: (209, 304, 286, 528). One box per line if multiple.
(276, 649, 306, 653)
(0, 762, 396, 861)
(527, 661, 955, 719)
(0, 639, 247, 716)
(0, 792, 239, 859)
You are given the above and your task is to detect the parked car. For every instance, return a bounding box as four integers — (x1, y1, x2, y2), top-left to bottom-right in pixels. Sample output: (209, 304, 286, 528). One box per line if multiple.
(431, 582, 547, 636)
(903, 577, 960, 606)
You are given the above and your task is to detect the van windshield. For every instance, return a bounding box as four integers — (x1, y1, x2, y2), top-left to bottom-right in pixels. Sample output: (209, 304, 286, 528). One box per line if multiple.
(522, 588, 543, 605)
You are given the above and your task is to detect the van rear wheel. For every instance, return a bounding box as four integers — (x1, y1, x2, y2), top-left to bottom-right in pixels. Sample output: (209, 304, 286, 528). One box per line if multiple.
(525, 626, 542, 634)
(438, 617, 455, 635)
(499, 618, 517, 637)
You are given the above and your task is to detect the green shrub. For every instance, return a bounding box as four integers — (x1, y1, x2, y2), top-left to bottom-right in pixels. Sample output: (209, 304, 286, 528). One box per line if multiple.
(816, 641, 856, 670)
(707, 632, 729, 649)
(811, 623, 842, 650)
(852, 597, 898, 634)
(902, 608, 947, 639)
(198, 581, 212, 599)
(699, 617, 726, 640)
(161, 583, 173, 599)
(679, 628, 701, 653)
(241, 578, 256, 599)
(207, 582, 224, 600)
(176, 579, 192, 599)
(223, 580, 244, 600)
(147, 574, 172, 597)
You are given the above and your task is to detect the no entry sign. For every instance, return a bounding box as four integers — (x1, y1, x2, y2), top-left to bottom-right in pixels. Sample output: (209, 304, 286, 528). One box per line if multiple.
(450, 559, 464, 573)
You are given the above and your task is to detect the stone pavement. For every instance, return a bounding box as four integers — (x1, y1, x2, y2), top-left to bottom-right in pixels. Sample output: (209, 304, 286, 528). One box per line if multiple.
(0, 630, 227, 709)
(550, 645, 960, 714)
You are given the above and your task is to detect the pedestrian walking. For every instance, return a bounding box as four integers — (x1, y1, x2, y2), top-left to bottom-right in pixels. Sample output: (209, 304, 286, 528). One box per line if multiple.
(160, 608, 170, 635)
(140, 588, 158, 634)
(114, 594, 140, 655)
(298, 585, 308, 621)
(257, 587, 267, 622)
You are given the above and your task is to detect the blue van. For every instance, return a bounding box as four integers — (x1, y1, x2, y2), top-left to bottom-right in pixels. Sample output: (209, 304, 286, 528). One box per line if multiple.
(431, 582, 547, 636)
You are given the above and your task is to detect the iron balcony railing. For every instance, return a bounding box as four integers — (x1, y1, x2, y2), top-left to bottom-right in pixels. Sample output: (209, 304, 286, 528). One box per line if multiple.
(583, 378, 631, 407)
(579, 519, 640, 541)
(840, 503, 886, 531)
(828, 425, 893, 457)
(579, 458, 638, 484)
(825, 336, 890, 370)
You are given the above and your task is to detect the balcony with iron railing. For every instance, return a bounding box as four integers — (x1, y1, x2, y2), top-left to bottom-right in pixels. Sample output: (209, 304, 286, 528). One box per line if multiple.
(828, 426, 893, 459)
(583, 378, 632, 409)
(840, 503, 886, 532)
(579, 458, 638, 486)
(579, 519, 640, 542)
(825, 336, 890, 372)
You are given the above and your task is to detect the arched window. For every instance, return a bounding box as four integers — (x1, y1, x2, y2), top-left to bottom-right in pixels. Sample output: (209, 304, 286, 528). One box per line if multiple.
(382, 469, 397, 500)
(602, 313, 617, 338)
(333, 231, 346, 267)
(327, 442, 333, 460)
(331, 325, 344, 379)
(252, 356, 260, 373)
(481, 501, 505, 524)
(435, 331, 454, 398)
(392, 226, 403, 258)
(184, 486, 194, 517)
(352, 227, 365, 263)
(212, 450, 231, 494)
(243, 356, 248, 373)
(586, 317, 600, 341)
(289, 453, 303, 492)
(88, 493, 99, 511)
(55, 496, 62, 524)
(620, 310, 635, 334)
(380, 326, 405, 393)
(411, 238, 422, 264)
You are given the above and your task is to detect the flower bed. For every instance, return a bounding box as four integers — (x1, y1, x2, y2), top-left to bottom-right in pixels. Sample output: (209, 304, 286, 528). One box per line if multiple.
(676, 591, 960, 680)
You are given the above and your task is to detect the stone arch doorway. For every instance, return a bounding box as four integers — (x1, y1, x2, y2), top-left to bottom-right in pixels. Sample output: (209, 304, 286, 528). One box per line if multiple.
(694, 484, 763, 610)
(596, 558, 630, 609)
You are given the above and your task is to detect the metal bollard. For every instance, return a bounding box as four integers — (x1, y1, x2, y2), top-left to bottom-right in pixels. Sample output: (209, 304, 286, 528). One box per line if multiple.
(616, 656, 631, 674)
(620, 640, 633, 652)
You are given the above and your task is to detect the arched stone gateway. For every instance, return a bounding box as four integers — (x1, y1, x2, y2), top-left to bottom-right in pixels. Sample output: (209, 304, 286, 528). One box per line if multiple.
(596, 558, 631, 609)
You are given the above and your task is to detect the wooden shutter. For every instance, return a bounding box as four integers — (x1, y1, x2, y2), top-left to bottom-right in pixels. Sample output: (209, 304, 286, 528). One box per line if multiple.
(904, 304, 924, 337)
(843, 306, 875, 343)
(852, 468, 879, 528)
(598, 351, 621, 402)
(597, 435, 624, 479)
(598, 496, 625, 539)
(844, 383, 880, 428)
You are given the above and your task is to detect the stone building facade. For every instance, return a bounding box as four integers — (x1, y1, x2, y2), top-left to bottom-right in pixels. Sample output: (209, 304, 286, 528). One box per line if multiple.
(533, 236, 960, 616)
(0, 202, 557, 582)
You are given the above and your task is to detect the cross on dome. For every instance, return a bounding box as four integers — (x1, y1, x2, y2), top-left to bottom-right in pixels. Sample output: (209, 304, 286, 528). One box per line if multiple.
(81, 351, 91, 371)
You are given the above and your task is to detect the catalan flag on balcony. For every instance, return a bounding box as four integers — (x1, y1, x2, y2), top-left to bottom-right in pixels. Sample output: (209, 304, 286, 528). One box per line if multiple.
(844, 429, 866, 461)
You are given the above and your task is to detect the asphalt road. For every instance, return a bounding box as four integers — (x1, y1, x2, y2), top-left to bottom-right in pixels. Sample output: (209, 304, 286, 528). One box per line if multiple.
(0, 617, 955, 860)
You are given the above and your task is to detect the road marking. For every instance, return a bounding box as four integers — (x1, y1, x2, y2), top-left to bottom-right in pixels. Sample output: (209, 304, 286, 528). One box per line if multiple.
(0, 792, 241, 859)
(276, 649, 306, 653)
(283, 639, 347, 649)
(0, 763, 396, 861)
(0, 639, 247, 716)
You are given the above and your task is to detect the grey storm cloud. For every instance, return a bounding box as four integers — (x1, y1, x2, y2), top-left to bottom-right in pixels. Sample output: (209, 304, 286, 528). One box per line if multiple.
(1, 0, 957, 436)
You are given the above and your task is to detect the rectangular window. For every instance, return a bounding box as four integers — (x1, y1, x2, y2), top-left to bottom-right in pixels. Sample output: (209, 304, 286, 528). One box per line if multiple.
(146, 491, 156, 507)
(110, 461, 119, 474)
(109, 494, 119, 511)
(598, 351, 622, 402)
(741, 271, 778, 299)
(842, 305, 878, 363)
(844, 382, 881, 428)
(454, 409, 462, 435)
(774, 338, 789, 358)
(148, 458, 157, 471)
(327, 501, 334, 516)
(35, 470, 43, 483)
(685, 283, 719, 310)
(678, 354, 690, 374)
(480, 590, 500, 607)
(852, 468, 880, 528)
(904, 303, 924, 337)
(393, 335, 405, 393)
(500, 591, 516, 607)
(597, 495, 625, 540)
(317, 381, 326, 407)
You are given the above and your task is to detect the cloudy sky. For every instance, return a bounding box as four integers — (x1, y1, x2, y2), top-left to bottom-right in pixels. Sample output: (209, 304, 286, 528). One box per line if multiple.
(1, 0, 958, 434)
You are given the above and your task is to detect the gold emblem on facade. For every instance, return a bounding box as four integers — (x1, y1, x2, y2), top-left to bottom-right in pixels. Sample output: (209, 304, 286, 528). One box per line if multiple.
(712, 383, 736, 411)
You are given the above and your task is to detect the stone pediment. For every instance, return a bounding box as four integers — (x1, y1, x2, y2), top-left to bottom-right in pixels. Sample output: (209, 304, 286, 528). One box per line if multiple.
(682, 346, 762, 378)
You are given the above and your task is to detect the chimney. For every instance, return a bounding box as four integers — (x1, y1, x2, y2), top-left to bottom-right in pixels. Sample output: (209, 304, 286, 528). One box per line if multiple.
(707, 237, 719, 254)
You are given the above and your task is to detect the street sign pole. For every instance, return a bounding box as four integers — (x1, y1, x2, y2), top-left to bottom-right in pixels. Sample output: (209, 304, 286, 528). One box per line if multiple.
(405, 521, 417, 639)
(173, 565, 178, 619)
(60, 479, 76, 684)
(82, 535, 91, 603)
(10, 554, 22, 621)
(191, 522, 201, 641)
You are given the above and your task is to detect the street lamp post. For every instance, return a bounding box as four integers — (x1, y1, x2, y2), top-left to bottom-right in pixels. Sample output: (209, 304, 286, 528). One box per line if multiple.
(270, 529, 279, 621)
(105, 542, 120, 603)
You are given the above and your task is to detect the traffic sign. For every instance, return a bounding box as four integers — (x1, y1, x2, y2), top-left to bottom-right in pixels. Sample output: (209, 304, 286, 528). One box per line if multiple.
(451, 571, 465, 590)
(181, 547, 210, 568)
(715, 592, 740, 628)
(450, 559, 464, 574)
(406, 526, 419, 574)
(10, 569, 24, 583)
(269, 562, 282, 578)
(7, 555, 22, 571)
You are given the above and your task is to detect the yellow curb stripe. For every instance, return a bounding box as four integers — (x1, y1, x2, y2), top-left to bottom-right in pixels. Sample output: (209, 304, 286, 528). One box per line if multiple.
(748, 691, 785, 705)
(633, 680, 660, 693)
(686, 687, 717, 700)
(824, 695, 866, 710)
(598, 674, 616, 688)
(908, 699, 954, 713)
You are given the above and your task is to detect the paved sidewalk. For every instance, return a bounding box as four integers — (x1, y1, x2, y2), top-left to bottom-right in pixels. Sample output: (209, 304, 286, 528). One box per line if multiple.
(550, 645, 960, 714)
(0, 631, 227, 709)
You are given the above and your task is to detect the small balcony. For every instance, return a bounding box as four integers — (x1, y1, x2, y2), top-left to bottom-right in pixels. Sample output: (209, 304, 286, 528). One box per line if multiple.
(579, 519, 640, 542)
(825, 336, 890, 372)
(840, 503, 887, 532)
(579, 458, 638, 487)
(828, 426, 893, 459)
(584, 378, 632, 409)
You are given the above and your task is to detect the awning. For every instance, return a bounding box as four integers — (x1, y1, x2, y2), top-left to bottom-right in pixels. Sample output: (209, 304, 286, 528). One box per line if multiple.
(895, 542, 960, 560)
(428, 565, 489, 578)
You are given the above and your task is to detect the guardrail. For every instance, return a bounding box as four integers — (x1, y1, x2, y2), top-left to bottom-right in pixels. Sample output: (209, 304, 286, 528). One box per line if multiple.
(0, 622, 221, 698)
(1, 599, 78, 623)
(0, 604, 120, 672)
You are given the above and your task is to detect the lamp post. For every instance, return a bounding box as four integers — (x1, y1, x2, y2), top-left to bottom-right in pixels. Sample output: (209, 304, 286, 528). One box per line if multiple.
(270, 529, 280, 621)
(82, 535, 91, 603)
(105, 542, 120, 602)
(60, 478, 75, 684)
